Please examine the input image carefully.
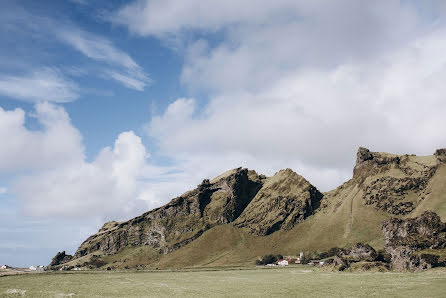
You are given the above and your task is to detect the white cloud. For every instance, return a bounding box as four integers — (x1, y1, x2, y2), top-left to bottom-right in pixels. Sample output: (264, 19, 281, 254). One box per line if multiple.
(0, 103, 190, 219)
(147, 26, 446, 191)
(0, 68, 79, 103)
(14, 131, 148, 218)
(57, 28, 150, 91)
(0, 187, 7, 194)
(0, 102, 84, 172)
(106, 70, 147, 91)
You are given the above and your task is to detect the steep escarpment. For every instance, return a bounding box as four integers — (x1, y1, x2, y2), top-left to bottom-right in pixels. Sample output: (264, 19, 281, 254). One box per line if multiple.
(234, 169, 323, 235)
(71, 167, 264, 261)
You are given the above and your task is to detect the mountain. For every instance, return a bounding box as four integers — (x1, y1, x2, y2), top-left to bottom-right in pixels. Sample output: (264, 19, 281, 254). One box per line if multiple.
(50, 147, 446, 269)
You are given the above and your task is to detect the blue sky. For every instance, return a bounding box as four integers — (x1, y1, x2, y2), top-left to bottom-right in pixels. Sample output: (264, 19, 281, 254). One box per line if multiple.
(2, 0, 446, 267)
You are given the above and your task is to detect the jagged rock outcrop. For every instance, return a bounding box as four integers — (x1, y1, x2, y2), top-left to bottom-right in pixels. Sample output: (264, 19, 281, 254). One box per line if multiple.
(325, 243, 389, 271)
(382, 211, 446, 271)
(234, 169, 323, 235)
(66, 168, 264, 262)
(353, 147, 440, 215)
(435, 148, 446, 162)
(49, 251, 73, 266)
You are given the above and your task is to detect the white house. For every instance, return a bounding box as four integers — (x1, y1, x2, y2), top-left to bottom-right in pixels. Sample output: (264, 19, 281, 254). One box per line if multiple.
(1, 265, 8, 269)
(29, 265, 37, 271)
(278, 260, 289, 266)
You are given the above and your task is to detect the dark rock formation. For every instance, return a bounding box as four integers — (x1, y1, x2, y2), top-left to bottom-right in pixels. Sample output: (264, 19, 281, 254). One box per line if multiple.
(59, 168, 264, 264)
(435, 148, 446, 162)
(234, 169, 323, 235)
(382, 211, 446, 271)
(330, 243, 388, 271)
(353, 147, 439, 215)
(49, 251, 73, 266)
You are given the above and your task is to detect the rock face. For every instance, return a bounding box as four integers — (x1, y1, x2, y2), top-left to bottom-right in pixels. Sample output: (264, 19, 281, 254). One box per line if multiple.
(234, 169, 322, 235)
(70, 168, 264, 260)
(382, 211, 446, 271)
(353, 147, 440, 215)
(49, 251, 73, 266)
(330, 243, 389, 271)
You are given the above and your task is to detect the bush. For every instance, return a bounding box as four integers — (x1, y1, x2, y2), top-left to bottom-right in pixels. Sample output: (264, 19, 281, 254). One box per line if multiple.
(256, 254, 283, 265)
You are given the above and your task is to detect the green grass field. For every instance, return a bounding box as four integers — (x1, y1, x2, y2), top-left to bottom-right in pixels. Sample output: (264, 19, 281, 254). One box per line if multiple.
(1, 267, 446, 297)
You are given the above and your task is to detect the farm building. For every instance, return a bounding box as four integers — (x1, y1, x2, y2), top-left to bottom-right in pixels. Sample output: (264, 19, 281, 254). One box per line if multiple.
(29, 265, 37, 271)
(1, 265, 9, 269)
(284, 256, 301, 264)
(278, 260, 289, 266)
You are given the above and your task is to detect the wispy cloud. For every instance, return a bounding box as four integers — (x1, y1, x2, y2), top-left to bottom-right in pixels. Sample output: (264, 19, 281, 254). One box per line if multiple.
(57, 28, 150, 91)
(0, 68, 79, 103)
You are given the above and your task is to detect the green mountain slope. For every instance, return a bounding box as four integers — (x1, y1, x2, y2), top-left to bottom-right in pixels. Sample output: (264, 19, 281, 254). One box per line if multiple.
(50, 147, 446, 269)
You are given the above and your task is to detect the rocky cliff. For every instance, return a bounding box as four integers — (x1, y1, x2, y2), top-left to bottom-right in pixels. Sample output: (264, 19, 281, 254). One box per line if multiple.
(71, 167, 264, 261)
(353, 147, 440, 215)
(382, 211, 446, 271)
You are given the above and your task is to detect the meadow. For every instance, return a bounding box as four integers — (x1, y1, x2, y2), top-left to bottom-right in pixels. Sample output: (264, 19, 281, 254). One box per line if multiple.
(1, 267, 446, 297)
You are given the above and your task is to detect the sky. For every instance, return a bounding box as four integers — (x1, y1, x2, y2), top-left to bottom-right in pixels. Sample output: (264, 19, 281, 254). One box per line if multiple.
(1, 0, 446, 267)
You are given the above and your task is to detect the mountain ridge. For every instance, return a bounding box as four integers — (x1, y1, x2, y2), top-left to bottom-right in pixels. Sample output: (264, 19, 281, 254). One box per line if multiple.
(50, 147, 446, 269)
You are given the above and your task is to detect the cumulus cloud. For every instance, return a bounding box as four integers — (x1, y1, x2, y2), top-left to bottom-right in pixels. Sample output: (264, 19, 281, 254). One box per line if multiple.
(1, 103, 194, 220)
(0, 102, 84, 172)
(147, 26, 446, 191)
(0, 68, 79, 103)
(14, 131, 147, 218)
(57, 28, 150, 91)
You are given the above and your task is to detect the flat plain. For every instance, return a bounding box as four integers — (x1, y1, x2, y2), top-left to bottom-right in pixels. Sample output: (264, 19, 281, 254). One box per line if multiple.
(1, 267, 446, 297)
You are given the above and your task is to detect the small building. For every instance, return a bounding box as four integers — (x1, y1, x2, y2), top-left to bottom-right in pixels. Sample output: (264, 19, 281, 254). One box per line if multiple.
(29, 265, 37, 271)
(1, 265, 9, 269)
(73, 267, 81, 271)
(278, 259, 289, 266)
(36, 265, 45, 272)
(284, 256, 301, 264)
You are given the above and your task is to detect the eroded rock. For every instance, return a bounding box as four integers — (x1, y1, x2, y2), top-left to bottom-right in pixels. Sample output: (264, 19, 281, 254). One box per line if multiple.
(382, 211, 446, 271)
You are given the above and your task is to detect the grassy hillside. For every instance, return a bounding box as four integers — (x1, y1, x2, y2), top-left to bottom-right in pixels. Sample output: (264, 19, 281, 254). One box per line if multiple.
(52, 147, 446, 269)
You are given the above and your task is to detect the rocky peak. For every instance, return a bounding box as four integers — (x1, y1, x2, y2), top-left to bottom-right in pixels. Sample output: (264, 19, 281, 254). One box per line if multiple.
(49, 251, 73, 267)
(356, 147, 374, 165)
(351, 147, 440, 215)
(234, 168, 323, 235)
(434, 148, 446, 156)
(353, 147, 401, 177)
(435, 148, 446, 162)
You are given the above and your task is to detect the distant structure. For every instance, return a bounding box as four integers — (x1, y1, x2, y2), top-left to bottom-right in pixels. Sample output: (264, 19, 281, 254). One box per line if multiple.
(278, 259, 289, 266)
(284, 256, 301, 264)
(29, 265, 37, 271)
(1, 265, 9, 269)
